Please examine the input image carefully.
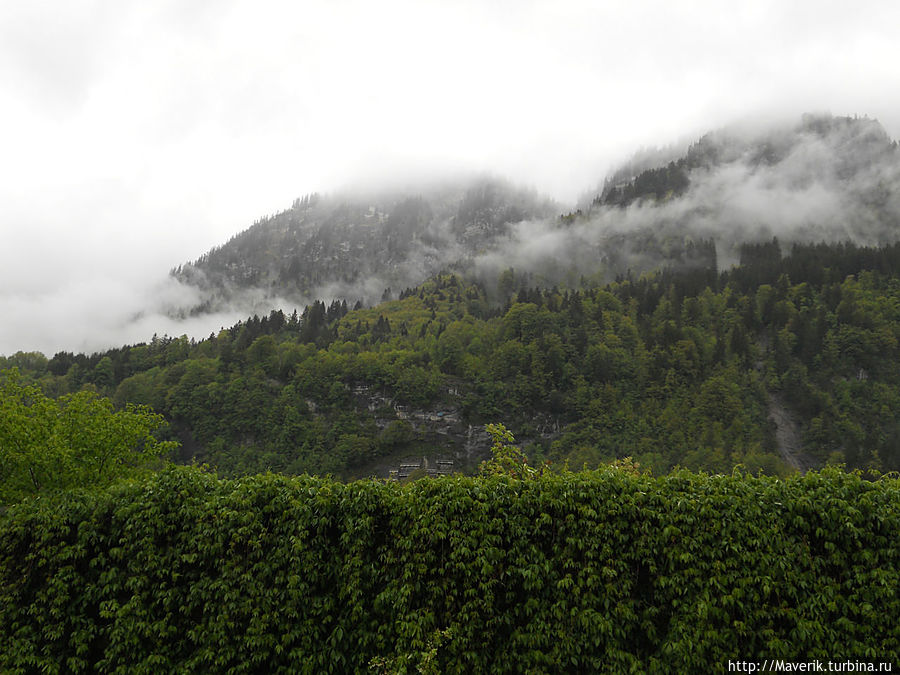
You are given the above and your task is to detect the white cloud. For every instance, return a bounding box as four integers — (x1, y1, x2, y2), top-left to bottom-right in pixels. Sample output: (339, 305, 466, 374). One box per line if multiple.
(2, 0, 900, 354)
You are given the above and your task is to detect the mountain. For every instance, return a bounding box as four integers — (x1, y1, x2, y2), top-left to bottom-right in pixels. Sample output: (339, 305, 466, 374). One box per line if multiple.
(170, 176, 558, 314)
(593, 113, 900, 247)
(172, 114, 900, 320)
(598, 113, 896, 208)
(9, 237, 900, 480)
(6, 112, 900, 481)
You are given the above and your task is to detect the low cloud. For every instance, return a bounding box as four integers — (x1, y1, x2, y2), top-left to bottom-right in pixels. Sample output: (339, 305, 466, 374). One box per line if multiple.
(4, 116, 897, 357)
(0, 274, 243, 357)
(470, 116, 900, 285)
(3, 1, 900, 354)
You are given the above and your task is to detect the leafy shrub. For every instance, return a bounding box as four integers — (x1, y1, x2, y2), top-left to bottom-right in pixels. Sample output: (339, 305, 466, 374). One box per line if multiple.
(0, 369, 175, 505)
(1, 465, 898, 672)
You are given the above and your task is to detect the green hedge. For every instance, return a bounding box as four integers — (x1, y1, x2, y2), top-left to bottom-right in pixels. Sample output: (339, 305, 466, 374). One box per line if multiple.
(1, 466, 898, 673)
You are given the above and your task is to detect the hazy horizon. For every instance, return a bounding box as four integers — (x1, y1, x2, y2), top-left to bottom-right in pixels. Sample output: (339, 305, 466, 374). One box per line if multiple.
(3, 0, 900, 356)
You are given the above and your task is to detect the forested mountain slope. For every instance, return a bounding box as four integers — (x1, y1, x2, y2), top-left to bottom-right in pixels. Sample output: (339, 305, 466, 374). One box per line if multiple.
(170, 176, 558, 313)
(597, 113, 897, 211)
(6, 240, 900, 479)
(5, 114, 900, 480)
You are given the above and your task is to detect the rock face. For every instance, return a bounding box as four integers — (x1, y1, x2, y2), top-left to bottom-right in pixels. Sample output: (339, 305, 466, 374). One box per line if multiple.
(340, 382, 563, 480)
(767, 393, 819, 473)
(345, 383, 488, 478)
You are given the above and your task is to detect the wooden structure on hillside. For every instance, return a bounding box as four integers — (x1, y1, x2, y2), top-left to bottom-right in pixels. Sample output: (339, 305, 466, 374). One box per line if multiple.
(389, 457, 454, 480)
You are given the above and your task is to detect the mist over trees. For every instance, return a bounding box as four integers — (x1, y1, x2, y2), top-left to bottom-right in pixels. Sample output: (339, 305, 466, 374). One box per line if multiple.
(168, 114, 900, 325)
(7, 238, 900, 481)
(6, 112, 900, 480)
(4, 114, 900, 482)
(169, 176, 559, 316)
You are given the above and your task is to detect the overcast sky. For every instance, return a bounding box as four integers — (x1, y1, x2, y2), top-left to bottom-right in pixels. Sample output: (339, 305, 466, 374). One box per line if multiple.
(2, 0, 900, 356)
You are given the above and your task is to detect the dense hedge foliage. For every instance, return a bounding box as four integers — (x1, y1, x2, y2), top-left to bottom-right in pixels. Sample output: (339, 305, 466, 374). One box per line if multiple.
(2, 466, 898, 672)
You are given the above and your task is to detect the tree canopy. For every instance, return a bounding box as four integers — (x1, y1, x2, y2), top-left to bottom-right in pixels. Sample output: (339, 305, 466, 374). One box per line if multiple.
(0, 369, 175, 504)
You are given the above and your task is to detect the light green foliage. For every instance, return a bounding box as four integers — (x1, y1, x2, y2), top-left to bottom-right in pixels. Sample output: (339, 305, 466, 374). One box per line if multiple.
(479, 423, 536, 479)
(0, 369, 175, 504)
(369, 628, 453, 674)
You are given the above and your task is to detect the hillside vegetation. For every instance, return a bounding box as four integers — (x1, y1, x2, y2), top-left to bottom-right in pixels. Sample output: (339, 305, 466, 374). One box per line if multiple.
(4, 240, 900, 479)
(4, 115, 900, 483)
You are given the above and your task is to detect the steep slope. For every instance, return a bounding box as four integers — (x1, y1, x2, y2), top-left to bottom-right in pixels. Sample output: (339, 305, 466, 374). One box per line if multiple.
(171, 176, 557, 313)
(766, 392, 818, 473)
(593, 113, 900, 249)
(171, 114, 900, 324)
(599, 114, 896, 207)
(9, 239, 900, 479)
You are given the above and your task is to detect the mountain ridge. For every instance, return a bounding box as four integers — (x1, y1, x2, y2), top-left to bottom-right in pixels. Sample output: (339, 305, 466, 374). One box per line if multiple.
(171, 175, 558, 314)
(171, 113, 900, 321)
